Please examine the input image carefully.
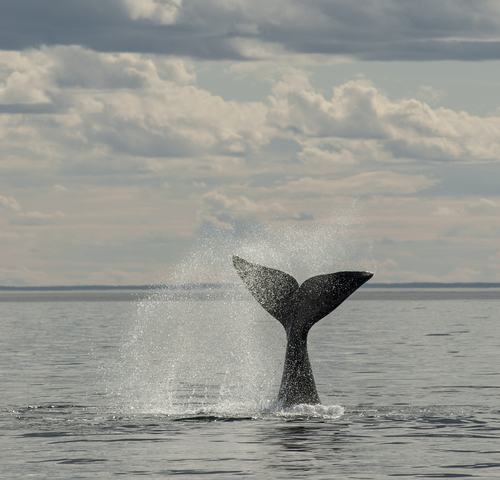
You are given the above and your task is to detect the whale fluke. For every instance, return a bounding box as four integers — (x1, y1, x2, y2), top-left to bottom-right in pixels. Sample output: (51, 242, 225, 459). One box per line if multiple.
(233, 255, 373, 408)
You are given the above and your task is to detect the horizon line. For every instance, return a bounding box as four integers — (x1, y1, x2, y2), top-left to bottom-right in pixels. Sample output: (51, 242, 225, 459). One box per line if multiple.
(1, 282, 500, 291)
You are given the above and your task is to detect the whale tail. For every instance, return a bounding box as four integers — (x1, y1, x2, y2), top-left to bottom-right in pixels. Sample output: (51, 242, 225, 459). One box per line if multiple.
(232, 255, 373, 407)
(232, 255, 373, 335)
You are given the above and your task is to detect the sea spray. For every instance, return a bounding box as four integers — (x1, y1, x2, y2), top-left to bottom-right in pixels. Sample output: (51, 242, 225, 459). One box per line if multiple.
(110, 287, 283, 414)
(109, 204, 374, 415)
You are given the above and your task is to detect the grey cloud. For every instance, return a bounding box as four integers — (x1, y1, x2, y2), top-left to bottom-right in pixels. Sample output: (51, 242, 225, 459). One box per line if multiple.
(1, 0, 500, 61)
(50, 46, 196, 89)
(0, 0, 244, 60)
(0, 104, 59, 114)
(86, 122, 198, 158)
(53, 49, 145, 89)
(269, 172, 439, 198)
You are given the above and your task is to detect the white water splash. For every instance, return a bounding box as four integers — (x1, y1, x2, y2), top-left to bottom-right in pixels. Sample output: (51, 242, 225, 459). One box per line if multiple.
(108, 205, 373, 416)
(276, 404, 345, 419)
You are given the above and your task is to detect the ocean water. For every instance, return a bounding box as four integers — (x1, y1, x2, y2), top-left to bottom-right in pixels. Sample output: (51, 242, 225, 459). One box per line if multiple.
(1, 288, 499, 479)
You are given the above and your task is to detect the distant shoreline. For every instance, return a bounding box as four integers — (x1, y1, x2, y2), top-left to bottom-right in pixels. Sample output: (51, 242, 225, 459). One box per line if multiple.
(1, 282, 500, 291)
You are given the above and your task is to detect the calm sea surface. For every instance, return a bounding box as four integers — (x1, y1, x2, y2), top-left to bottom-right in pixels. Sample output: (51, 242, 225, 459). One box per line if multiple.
(1, 288, 499, 479)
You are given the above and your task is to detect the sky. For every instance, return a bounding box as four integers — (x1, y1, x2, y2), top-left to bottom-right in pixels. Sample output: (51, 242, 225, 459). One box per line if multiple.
(1, 0, 500, 286)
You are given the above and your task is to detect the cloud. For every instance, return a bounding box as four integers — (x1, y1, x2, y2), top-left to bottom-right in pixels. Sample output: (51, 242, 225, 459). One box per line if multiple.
(0, 46, 272, 175)
(0, 192, 67, 226)
(198, 190, 286, 228)
(0, 51, 53, 104)
(297, 146, 357, 165)
(123, 0, 183, 24)
(0, 195, 22, 211)
(1, 49, 498, 183)
(1, 43, 499, 285)
(413, 85, 447, 104)
(269, 73, 500, 164)
(273, 172, 439, 197)
(1, 1, 500, 61)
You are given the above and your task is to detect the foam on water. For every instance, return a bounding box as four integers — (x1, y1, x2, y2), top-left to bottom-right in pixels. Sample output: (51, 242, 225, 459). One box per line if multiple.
(276, 403, 345, 419)
(107, 205, 373, 417)
(139, 403, 345, 421)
